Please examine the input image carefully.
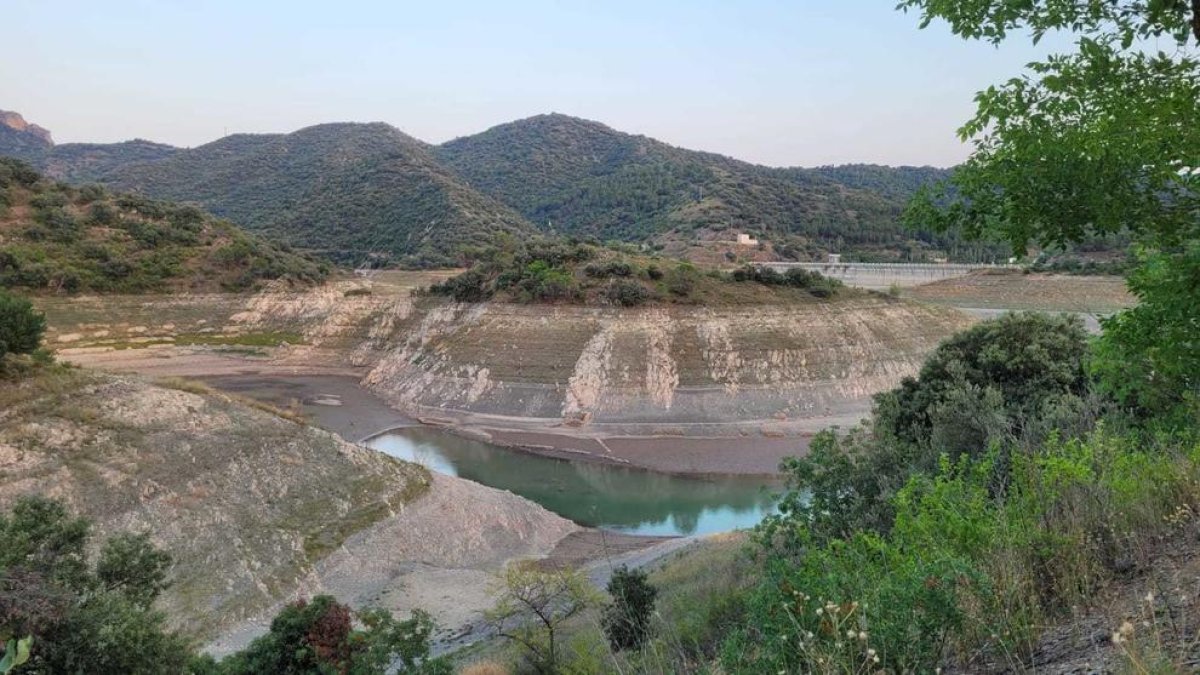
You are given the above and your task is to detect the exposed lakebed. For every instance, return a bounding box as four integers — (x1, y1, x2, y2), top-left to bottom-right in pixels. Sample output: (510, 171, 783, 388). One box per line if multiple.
(202, 375, 780, 537)
(367, 429, 779, 536)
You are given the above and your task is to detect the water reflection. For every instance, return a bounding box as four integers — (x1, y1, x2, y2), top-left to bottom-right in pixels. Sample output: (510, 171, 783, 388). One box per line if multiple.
(366, 428, 778, 537)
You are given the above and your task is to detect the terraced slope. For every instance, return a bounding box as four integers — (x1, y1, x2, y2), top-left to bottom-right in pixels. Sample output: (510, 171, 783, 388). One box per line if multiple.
(36, 271, 976, 431)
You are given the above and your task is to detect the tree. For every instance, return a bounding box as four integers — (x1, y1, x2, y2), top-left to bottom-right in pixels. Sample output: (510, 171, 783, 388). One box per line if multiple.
(600, 566, 658, 651)
(0, 496, 194, 674)
(217, 595, 448, 675)
(763, 314, 1093, 545)
(486, 562, 600, 674)
(899, 0, 1200, 413)
(0, 292, 45, 361)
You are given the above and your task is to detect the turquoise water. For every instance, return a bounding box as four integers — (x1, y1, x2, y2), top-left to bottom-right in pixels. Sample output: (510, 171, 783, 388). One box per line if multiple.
(366, 428, 779, 536)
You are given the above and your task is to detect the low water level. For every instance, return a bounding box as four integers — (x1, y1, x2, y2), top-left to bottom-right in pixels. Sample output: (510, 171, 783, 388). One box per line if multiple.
(367, 428, 779, 536)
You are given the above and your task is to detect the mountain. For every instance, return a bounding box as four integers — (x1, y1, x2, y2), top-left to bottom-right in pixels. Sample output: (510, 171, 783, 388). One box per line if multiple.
(435, 114, 966, 260)
(1, 109, 987, 264)
(0, 157, 328, 293)
(99, 123, 538, 267)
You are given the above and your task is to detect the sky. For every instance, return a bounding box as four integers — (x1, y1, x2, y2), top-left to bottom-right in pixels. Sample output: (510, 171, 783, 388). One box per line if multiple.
(1, 1, 1068, 168)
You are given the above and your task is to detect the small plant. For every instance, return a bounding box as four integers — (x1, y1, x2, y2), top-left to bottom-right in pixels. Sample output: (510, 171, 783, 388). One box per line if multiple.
(0, 637, 31, 674)
(487, 562, 601, 673)
(0, 291, 47, 363)
(601, 566, 658, 651)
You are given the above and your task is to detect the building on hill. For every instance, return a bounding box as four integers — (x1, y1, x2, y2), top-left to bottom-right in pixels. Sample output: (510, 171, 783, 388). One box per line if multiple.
(736, 233, 758, 246)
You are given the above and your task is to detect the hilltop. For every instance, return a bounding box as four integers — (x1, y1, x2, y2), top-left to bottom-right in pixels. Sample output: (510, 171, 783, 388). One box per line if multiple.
(0, 158, 328, 293)
(427, 238, 847, 307)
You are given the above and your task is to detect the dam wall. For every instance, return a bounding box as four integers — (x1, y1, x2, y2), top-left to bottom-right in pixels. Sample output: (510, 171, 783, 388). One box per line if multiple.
(760, 263, 1017, 289)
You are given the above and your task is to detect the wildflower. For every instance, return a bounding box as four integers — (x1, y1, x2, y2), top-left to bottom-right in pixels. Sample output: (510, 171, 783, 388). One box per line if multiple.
(857, 631, 868, 641)
(1119, 621, 1134, 637)
(1144, 591, 1154, 604)
(805, 631, 814, 640)
(815, 608, 823, 616)
(1112, 631, 1125, 645)
(846, 629, 856, 639)
(873, 655, 881, 664)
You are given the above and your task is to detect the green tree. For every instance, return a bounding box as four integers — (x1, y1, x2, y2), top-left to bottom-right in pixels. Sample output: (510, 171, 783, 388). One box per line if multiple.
(486, 562, 600, 674)
(898, 0, 1200, 414)
(601, 566, 658, 651)
(217, 595, 448, 675)
(0, 292, 46, 362)
(764, 313, 1092, 544)
(0, 497, 194, 674)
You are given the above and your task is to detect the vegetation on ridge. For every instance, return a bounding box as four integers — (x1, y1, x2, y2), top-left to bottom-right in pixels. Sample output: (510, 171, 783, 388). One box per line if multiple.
(427, 237, 845, 307)
(0, 158, 328, 293)
(436, 114, 1011, 263)
(97, 123, 538, 268)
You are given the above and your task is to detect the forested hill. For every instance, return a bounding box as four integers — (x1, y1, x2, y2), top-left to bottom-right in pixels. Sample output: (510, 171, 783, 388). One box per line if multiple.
(435, 114, 978, 261)
(1, 109, 990, 264)
(98, 123, 538, 267)
(806, 164, 952, 202)
(0, 158, 328, 293)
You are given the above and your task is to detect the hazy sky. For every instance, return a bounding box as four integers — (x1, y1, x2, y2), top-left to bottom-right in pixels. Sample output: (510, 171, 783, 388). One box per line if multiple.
(2, 1, 1066, 167)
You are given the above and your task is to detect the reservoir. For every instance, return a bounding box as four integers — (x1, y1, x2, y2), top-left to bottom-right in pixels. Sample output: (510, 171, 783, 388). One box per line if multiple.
(367, 428, 779, 537)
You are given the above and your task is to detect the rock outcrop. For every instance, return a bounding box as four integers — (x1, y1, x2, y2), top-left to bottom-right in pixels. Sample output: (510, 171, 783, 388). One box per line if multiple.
(0, 109, 52, 143)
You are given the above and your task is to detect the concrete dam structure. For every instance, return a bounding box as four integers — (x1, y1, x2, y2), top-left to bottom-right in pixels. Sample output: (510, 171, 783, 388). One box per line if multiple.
(761, 262, 1017, 289)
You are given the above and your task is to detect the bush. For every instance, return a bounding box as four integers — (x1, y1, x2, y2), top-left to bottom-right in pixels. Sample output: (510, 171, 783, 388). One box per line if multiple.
(217, 595, 449, 674)
(0, 497, 193, 673)
(601, 566, 658, 651)
(0, 291, 46, 361)
(605, 280, 652, 307)
(762, 313, 1094, 545)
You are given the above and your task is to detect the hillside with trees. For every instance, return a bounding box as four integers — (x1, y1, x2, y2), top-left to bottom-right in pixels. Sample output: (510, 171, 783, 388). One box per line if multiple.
(0, 158, 328, 293)
(97, 123, 538, 268)
(0, 109, 1010, 265)
(427, 237, 846, 307)
(436, 114, 1004, 261)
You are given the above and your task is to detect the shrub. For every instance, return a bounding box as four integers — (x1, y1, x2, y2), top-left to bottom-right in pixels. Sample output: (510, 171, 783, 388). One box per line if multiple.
(0, 497, 193, 673)
(0, 291, 46, 361)
(601, 566, 658, 651)
(605, 279, 652, 307)
(217, 595, 449, 674)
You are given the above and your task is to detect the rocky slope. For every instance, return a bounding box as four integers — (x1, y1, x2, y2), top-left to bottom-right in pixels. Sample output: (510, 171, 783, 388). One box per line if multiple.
(0, 369, 577, 643)
(38, 272, 975, 435)
(360, 297, 975, 426)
